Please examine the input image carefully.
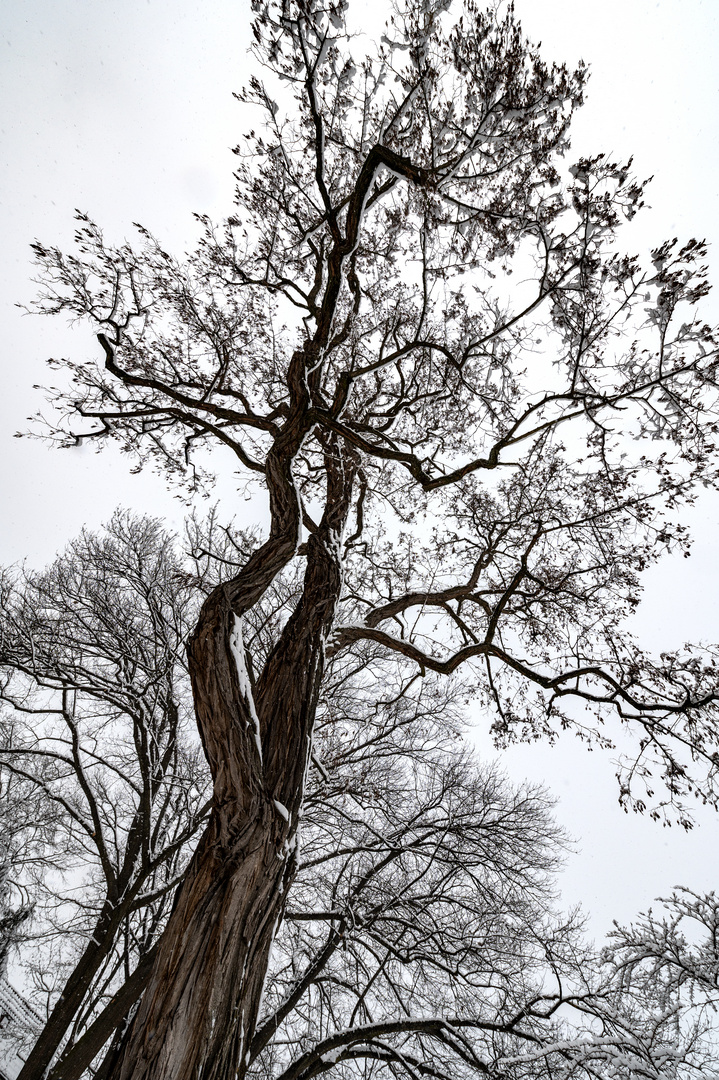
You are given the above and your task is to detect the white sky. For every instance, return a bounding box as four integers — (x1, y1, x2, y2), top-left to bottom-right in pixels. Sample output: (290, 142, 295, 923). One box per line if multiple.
(1, 0, 719, 939)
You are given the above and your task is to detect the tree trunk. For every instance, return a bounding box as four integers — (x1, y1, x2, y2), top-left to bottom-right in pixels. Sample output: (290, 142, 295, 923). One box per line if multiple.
(105, 433, 355, 1080)
(108, 807, 295, 1080)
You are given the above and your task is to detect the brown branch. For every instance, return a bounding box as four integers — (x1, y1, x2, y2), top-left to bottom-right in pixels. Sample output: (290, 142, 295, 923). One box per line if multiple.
(330, 626, 719, 719)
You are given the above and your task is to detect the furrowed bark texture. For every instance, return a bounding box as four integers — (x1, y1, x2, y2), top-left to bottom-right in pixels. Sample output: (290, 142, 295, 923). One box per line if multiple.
(103, 420, 355, 1080)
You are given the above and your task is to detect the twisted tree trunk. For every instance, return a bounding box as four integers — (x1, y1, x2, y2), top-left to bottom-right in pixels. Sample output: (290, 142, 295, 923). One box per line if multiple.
(103, 430, 355, 1080)
(109, 806, 295, 1080)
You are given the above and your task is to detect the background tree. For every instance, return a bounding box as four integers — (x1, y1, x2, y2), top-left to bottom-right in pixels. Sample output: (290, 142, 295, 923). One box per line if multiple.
(0, 773, 42, 976)
(0, 513, 210, 1080)
(0, 750, 52, 1080)
(0, 848, 31, 977)
(24, 0, 719, 1077)
(249, 672, 714, 1080)
(609, 888, 719, 1025)
(4, 515, 718, 1080)
(603, 890, 719, 1073)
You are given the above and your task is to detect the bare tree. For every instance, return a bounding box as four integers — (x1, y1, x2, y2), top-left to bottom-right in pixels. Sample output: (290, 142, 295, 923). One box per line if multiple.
(603, 890, 719, 1075)
(0, 513, 210, 1079)
(609, 888, 719, 1017)
(0, 778, 41, 977)
(0, 853, 31, 978)
(23, 0, 719, 1076)
(251, 707, 708, 1080)
(0, 777, 46, 1080)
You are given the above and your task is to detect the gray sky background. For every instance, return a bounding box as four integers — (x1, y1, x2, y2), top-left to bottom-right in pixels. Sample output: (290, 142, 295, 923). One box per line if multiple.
(1, 0, 719, 939)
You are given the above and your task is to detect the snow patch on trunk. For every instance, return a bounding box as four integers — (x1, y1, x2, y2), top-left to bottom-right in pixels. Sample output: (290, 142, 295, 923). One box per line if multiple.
(229, 614, 263, 764)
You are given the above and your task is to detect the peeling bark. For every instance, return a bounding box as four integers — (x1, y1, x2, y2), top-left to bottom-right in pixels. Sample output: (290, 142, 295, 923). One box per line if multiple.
(109, 811, 294, 1080)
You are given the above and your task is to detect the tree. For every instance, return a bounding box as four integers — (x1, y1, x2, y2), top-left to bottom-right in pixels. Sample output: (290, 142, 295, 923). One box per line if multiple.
(609, 888, 719, 1020)
(249, 687, 715, 1080)
(0, 752, 52, 1080)
(0, 513, 210, 1080)
(0, 784, 38, 978)
(605, 890, 719, 1071)
(6, 515, 717, 1080)
(24, 0, 719, 1077)
(0, 850, 31, 977)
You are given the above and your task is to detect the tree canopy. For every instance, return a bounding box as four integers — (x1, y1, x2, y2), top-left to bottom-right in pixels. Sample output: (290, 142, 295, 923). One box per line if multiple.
(30, 0, 719, 821)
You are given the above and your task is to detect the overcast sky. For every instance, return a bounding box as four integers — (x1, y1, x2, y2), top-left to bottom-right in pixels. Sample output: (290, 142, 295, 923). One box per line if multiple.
(1, 0, 719, 938)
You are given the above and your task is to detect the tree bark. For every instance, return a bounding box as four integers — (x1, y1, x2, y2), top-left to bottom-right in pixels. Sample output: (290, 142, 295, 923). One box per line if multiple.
(108, 808, 295, 1080)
